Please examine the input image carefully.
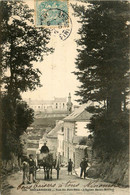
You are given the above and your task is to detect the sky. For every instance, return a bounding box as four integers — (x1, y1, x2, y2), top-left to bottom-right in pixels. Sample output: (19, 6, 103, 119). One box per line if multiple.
(22, 0, 81, 104)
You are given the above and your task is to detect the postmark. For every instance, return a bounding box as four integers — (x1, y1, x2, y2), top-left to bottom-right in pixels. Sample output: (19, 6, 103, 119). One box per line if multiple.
(35, 0, 69, 28)
(51, 13, 72, 41)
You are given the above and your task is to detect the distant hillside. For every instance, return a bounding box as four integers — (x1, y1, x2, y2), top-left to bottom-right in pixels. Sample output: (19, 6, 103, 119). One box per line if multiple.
(31, 117, 64, 128)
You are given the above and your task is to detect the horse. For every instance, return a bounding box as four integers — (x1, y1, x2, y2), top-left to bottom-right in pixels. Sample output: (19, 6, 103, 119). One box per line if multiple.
(37, 153, 54, 180)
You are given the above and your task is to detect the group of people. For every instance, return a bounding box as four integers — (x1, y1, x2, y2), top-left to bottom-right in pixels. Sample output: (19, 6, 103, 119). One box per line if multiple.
(22, 142, 89, 184)
(67, 157, 89, 179)
(22, 143, 50, 184)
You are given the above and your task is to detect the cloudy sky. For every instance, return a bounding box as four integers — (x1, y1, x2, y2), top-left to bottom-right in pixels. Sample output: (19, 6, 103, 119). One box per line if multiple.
(22, 0, 82, 103)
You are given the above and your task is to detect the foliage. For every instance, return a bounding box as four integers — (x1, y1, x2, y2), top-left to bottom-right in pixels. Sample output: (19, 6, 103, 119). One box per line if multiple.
(88, 110, 129, 158)
(72, 1, 129, 109)
(1, 0, 53, 100)
(1, 95, 34, 159)
(79, 137, 87, 145)
(1, 1, 53, 160)
(16, 101, 34, 137)
(72, 1, 129, 157)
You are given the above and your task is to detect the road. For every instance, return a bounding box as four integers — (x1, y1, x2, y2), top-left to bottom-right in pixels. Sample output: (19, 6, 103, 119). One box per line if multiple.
(1, 168, 129, 195)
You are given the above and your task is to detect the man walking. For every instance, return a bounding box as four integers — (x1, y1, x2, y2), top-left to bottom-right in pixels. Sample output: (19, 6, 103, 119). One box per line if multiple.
(80, 158, 88, 179)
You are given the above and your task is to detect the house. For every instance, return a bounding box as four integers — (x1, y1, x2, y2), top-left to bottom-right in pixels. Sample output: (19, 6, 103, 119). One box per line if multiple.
(63, 104, 92, 167)
(46, 120, 64, 159)
(57, 126, 64, 163)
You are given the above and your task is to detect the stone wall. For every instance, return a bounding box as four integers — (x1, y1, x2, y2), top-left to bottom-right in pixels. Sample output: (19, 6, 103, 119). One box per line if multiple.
(75, 148, 84, 168)
(87, 148, 129, 186)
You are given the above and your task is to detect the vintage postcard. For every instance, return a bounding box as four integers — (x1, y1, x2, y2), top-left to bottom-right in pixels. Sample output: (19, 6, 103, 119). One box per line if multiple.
(1, 0, 129, 195)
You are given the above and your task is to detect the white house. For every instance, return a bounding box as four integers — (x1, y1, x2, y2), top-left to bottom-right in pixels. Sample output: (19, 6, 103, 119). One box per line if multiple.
(57, 126, 64, 163)
(63, 104, 92, 167)
(46, 120, 64, 159)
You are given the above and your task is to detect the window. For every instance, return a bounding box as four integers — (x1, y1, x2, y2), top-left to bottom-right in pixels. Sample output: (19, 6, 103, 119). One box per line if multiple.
(61, 127, 64, 132)
(67, 147, 69, 160)
(67, 128, 69, 140)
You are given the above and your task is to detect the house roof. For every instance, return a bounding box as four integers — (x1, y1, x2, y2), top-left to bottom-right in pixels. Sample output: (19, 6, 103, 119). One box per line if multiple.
(63, 104, 91, 122)
(47, 120, 64, 138)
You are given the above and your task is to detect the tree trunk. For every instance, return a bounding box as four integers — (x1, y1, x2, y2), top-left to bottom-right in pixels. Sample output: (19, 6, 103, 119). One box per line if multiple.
(107, 90, 122, 114)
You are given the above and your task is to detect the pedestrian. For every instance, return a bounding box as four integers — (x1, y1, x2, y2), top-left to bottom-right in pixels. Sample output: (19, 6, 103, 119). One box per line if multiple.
(80, 158, 88, 179)
(22, 156, 30, 184)
(53, 159, 56, 169)
(56, 161, 60, 179)
(68, 159, 73, 175)
(28, 154, 36, 183)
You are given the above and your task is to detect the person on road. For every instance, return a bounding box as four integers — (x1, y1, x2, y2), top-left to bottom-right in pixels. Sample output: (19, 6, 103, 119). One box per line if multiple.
(80, 158, 88, 179)
(40, 143, 49, 153)
(22, 156, 30, 184)
(28, 154, 36, 183)
(53, 159, 56, 169)
(68, 159, 73, 175)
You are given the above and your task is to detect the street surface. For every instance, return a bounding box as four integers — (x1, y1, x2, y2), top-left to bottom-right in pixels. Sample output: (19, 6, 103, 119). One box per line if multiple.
(1, 168, 129, 195)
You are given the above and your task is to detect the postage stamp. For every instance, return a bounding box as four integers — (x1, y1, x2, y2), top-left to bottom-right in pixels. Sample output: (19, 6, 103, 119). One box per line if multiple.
(35, 0, 69, 28)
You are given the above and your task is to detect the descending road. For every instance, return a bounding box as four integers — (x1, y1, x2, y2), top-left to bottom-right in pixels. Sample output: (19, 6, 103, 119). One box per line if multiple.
(1, 168, 129, 195)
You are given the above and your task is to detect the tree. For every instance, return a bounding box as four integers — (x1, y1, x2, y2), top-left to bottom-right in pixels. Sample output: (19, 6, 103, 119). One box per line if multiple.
(1, 1, 53, 102)
(73, 1, 129, 111)
(1, 95, 34, 159)
(72, 1, 129, 156)
(16, 100, 34, 137)
(1, 1, 53, 160)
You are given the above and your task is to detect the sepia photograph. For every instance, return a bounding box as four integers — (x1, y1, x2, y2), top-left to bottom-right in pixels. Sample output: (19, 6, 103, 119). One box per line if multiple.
(0, 0, 130, 194)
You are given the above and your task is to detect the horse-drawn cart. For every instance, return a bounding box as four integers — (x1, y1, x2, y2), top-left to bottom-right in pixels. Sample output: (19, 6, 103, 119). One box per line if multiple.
(36, 152, 60, 180)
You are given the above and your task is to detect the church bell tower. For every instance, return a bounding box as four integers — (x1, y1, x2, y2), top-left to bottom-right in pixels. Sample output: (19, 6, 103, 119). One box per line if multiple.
(67, 93, 73, 115)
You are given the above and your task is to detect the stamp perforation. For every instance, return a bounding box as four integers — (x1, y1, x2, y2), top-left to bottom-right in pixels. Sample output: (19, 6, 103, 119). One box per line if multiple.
(34, 0, 70, 28)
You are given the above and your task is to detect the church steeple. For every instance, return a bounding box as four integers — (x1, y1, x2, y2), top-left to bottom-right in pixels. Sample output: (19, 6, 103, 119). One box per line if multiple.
(67, 93, 73, 115)
(68, 93, 71, 102)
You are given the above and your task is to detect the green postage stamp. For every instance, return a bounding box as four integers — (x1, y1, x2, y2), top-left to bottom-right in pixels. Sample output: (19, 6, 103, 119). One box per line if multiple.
(35, 0, 69, 27)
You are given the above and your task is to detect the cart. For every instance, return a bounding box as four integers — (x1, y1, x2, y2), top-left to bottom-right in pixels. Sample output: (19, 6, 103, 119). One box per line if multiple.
(36, 152, 60, 180)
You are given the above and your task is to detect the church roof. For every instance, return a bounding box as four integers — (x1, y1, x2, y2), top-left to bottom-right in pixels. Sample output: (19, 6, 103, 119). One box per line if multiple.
(63, 104, 91, 122)
(29, 100, 53, 105)
(53, 97, 67, 102)
(28, 97, 67, 105)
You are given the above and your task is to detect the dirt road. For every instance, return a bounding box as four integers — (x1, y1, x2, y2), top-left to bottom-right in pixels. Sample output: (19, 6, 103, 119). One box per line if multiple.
(1, 168, 129, 195)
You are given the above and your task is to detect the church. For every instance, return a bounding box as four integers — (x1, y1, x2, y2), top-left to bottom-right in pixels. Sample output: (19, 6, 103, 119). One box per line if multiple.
(27, 93, 74, 115)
